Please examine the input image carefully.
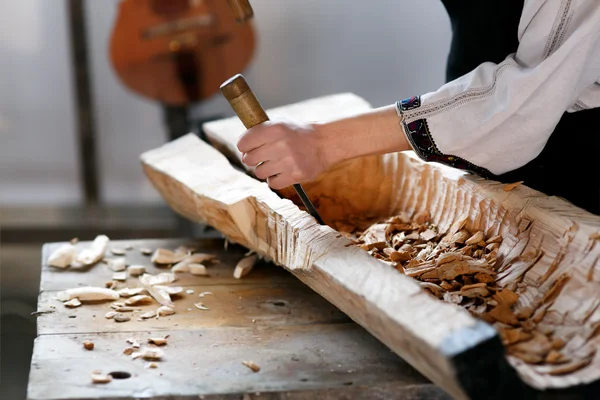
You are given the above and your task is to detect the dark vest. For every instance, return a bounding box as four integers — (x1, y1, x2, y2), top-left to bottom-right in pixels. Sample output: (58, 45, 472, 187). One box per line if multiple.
(441, 0, 600, 215)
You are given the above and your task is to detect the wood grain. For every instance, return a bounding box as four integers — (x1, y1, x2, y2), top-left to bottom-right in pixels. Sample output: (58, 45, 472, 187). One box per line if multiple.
(140, 93, 600, 398)
(28, 324, 446, 400)
(37, 282, 349, 335)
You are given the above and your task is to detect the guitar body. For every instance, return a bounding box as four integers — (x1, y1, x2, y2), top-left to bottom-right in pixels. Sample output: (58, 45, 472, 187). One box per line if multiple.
(109, 0, 256, 105)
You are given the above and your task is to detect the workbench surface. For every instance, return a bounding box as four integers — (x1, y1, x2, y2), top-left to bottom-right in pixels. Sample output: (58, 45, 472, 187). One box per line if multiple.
(27, 238, 450, 400)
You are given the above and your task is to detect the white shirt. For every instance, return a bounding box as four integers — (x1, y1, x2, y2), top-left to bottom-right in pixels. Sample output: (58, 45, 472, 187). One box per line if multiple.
(397, 0, 600, 176)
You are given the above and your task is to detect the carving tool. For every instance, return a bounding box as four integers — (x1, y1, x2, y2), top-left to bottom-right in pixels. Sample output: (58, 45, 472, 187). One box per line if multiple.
(220, 74, 325, 225)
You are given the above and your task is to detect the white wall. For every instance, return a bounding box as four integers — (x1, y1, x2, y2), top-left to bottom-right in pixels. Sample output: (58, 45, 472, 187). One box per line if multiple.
(0, 0, 452, 206)
(0, 0, 80, 205)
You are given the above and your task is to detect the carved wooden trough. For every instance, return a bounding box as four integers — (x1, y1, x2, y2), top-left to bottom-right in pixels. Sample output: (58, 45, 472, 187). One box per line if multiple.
(140, 93, 600, 400)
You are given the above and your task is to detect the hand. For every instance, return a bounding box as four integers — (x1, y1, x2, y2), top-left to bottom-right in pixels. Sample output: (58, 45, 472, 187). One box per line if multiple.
(237, 120, 332, 190)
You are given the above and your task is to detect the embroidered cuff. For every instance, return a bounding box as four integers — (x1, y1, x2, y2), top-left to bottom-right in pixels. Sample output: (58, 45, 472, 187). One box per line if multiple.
(396, 96, 493, 178)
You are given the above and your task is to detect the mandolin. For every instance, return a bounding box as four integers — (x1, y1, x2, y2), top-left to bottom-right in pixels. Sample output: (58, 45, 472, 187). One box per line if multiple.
(109, 0, 256, 105)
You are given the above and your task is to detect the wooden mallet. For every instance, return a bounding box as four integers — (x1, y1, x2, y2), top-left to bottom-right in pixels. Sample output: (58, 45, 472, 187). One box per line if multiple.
(220, 74, 325, 225)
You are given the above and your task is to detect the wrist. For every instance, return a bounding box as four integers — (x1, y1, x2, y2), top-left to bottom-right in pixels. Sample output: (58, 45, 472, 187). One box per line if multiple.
(312, 120, 350, 168)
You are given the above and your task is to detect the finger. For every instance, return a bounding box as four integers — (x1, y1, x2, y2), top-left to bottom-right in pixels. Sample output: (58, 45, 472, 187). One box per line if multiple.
(242, 144, 277, 167)
(237, 121, 279, 153)
(254, 160, 284, 180)
(266, 174, 294, 190)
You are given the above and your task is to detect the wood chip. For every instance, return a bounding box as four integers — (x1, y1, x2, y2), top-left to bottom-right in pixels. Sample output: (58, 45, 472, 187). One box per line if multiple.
(128, 265, 146, 277)
(123, 348, 134, 355)
(546, 357, 593, 375)
(198, 292, 212, 298)
(47, 243, 77, 268)
(127, 338, 141, 348)
(234, 255, 257, 279)
(189, 263, 208, 276)
(140, 248, 153, 255)
(64, 298, 82, 308)
(108, 258, 126, 271)
(242, 360, 260, 372)
(91, 372, 112, 384)
(465, 231, 484, 246)
(157, 306, 175, 316)
(110, 247, 126, 256)
(112, 272, 127, 281)
(504, 181, 524, 192)
(545, 350, 570, 365)
(124, 295, 153, 306)
(140, 310, 157, 319)
(148, 336, 169, 346)
(145, 362, 158, 369)
(83, 341, 94, 350)
(194, 302, 209, 310)
(117, 287, 145, 297)
(113, 313, 130, 323)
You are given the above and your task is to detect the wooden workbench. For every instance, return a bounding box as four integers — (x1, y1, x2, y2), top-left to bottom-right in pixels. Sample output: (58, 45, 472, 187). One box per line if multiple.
(27, 238, 451, 400)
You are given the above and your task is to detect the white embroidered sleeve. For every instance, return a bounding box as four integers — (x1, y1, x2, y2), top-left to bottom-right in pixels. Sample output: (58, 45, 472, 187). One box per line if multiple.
(397, 0, 600, 176)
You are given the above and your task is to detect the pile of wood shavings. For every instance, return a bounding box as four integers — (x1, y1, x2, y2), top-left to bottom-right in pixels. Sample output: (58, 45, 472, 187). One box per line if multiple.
(345, 211, 596, 375)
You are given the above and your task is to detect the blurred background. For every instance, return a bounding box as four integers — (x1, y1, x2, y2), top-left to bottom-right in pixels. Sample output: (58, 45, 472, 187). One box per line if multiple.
(0, 0, 451, 398)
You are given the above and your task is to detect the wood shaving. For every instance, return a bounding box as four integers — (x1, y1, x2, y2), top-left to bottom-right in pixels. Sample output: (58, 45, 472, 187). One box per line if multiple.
(83, 341, 94, 350)
(145, 362, 158, 369)
(136, 348, 163, 360)
(123, 347, 134, 355)
(105, 281, 117, 289)
(127, 265, 146, 277)
(56, 287, 119, 302)
(148, 336, 168, 346)
(112, 306, 140, 313)
(110, 247, 126, 256)
(124, 295, 153, 306)
(139, 310, 157, 319)
(112, 272, 127, 281)
(234, 255, 257, 279)
(194, 302, 209, 310)
(154, 285, 183, 295)
(47, 244, 77, 268)
(242, 360, 260, 372)
(350, 212, 584, 374)
(127, 338, 141, 348)
(189, 263, 208, 276)
(172, 253, 217, 273)
(113, 313, 130, 323)
(64, 298, 82, 308)
(186, 289, 195, 294)
(140, 248, 153, 255)
(108, 257, 126, 272)
(105, 311, 117, 319)
(198, 292, 212, 298)
(504, 181, 524, 192)
(157, 306, 175, 317)
(151, 248, 186, 265)
(117, 287, 146, 297)
(91, 371, 112, 384)
(73, 235, 109, 267)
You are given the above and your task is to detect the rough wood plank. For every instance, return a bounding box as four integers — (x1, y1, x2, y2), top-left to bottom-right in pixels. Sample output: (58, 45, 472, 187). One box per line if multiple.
(41, 238, 291, 291)
(141, 93, 600, 399)
(37, 282, 349, 335)
(27, 324, 448, 400)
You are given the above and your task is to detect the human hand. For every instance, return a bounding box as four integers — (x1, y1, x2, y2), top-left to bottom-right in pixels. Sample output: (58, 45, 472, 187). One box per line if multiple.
(237, 120, 332, 190)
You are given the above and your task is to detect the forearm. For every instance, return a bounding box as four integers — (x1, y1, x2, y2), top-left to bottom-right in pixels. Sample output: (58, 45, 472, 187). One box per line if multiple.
(315, 104, 410, 166)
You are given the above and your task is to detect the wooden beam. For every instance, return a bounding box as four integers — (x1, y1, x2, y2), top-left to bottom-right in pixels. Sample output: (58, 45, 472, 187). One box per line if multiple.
(141, 93, 600, 399)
